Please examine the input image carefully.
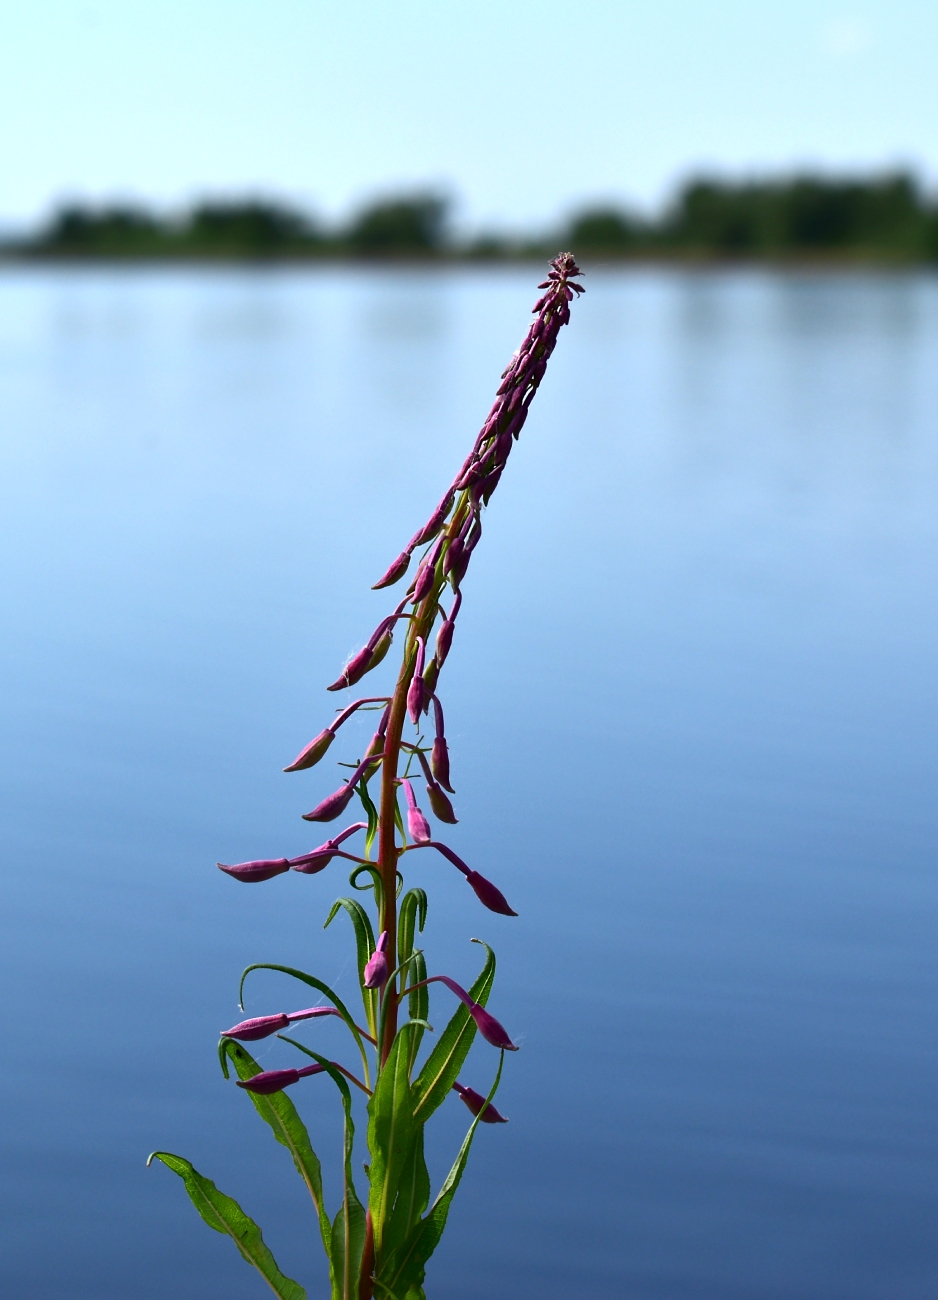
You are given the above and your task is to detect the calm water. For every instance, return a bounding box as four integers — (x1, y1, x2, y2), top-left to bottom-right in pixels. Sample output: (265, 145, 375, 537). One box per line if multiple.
(1, 264, 937, 1300)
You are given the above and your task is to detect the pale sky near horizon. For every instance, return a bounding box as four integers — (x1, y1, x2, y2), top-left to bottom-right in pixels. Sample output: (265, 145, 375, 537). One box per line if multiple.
(1, 0, 936, 233)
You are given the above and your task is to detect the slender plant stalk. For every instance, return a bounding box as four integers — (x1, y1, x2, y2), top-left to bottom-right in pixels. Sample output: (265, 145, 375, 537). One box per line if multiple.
(151, 254, 583, 1300)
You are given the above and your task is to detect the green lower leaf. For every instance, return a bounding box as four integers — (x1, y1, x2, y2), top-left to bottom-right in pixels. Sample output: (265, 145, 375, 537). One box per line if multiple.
(377, 1053, 505, 1299)
(147, 1151, 307, 1300)
(367, 1025, 421, 1260)
(219, 1039, 332, 1255)
(411, 940, 495, 1121)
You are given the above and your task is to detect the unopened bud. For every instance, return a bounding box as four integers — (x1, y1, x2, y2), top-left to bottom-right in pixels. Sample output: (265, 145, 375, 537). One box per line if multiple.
(422, 656, 440, 699)
(406, 637, 426, 725)
(431, 697, 454, 791)
(452, 1080, 508, 1123)
(425, 780, 458, 824)
(402, 779, 432, 843)
(236, 1063, 325, 1095)
(217, 858, 291, 883)
(363, 931, 389, 989)
(465, 870, 518, 916)
(372, 550, 411, 590)
(302, 783, 356, 823)
(283, 728, 335, 773)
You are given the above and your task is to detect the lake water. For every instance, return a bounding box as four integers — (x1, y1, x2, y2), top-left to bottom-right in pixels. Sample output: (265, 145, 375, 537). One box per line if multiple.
(1, 264, 937, 1300)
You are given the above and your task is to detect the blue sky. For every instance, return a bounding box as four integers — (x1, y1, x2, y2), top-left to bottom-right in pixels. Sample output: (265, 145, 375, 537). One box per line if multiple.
(1, 0, 936, 231)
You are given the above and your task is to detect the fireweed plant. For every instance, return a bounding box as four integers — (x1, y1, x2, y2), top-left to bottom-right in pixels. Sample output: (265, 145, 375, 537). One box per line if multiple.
(149, 254, 583, 1300)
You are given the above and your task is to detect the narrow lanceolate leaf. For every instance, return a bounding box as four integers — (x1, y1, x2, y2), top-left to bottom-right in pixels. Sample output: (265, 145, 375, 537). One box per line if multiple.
(376, 1054, 506, 1300)
(147, 1151, 307, 1300)
(219, 1039, 333, 1255)
(239, 964, 371, 1091)
(367, 1026, 421, 1260)
(411, 941, 495, 1121)
(398, 890, 429, 1069)
(357, 781, 380, 859)
(324, 897, 378, 1038)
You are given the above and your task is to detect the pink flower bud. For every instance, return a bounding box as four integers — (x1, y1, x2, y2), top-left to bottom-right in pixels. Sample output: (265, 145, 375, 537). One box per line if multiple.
(372, 550, 410, 590)
(217, 858, 291, 883)
(290, 821, 366, 871)
(222, 1006, 337, 1041)
(406, 637, 426, 724)
(402, 779, 431, 843)
(363, 931, 390, 989)
(282, 728, 335, 773)
(464, 870, 518, 916)
(422, 655, 440, 698)
(327, 616, 399, 693)
(408, 492, 454, 549)
(326, 643, 374, 693)
(301, 782, 357, 823)
(427, 975, 518, 1050)
(431, 697, 454, 791)
(236, 1063, 325, 1095)
(452, 1081, 508, 1123)
(425, 780, 458, 824)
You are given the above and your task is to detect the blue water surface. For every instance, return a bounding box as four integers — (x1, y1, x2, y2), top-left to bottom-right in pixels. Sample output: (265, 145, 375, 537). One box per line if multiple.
(0, 264, 936, 1299)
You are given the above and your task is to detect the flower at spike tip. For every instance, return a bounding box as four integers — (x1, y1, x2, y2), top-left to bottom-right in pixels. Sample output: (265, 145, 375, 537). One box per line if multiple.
(236, 1063, 325, 1095)
(452, 1080, 508, 1123)
(216, 857, 291, 884)
(363, 931, 390, 989)
(221, 1007, 338, 1042)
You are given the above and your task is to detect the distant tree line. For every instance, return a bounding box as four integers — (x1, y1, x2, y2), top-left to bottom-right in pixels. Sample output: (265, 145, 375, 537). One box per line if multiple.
(10, 174, 938, 262)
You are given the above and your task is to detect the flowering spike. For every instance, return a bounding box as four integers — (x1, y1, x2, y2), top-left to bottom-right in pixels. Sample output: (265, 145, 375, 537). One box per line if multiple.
(373, 550, 410, 590)
(402, 779, 432, 843)
(236, 1063, 325, 1095)
(363, 930, 390, 989)
(452, 1081, 508, 1123)
(406, 637, 426, 724)
(216, 858, 291, 884)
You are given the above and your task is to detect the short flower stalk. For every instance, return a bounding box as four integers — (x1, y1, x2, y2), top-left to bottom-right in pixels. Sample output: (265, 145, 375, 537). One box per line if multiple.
(149, 255, 582, 1300)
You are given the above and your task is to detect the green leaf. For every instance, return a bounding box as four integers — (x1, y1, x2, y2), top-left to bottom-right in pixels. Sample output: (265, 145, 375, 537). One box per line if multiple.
(325, 897, 378, 1038)
(411, 940, 495, 1122)
(376, 1053, 505, 1299)
(280, 1040, 367, 1300)
(239, 964, 371, 1091)
(406, 952, 428, 1072)
(367, 1025, 421, 1261)
(357, 780, 380, 859)
(218, 1039, 332, 1255)
(398, 890, 429, 1070)
(147, 1151, 307, 1300)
